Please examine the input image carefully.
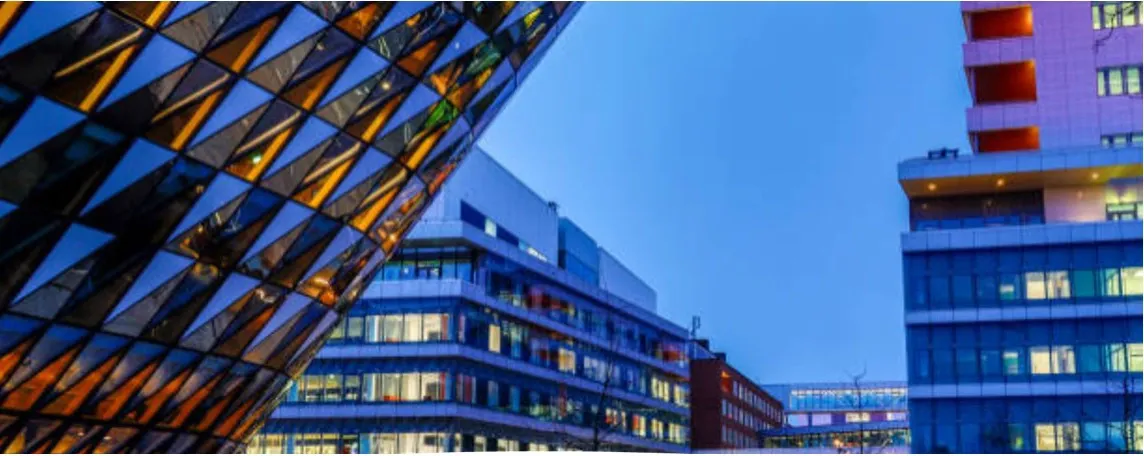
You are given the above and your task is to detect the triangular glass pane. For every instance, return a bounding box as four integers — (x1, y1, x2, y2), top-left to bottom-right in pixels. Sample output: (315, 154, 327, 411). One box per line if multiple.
(81, 139, 175, 215)
(183, 273, 259, 336)
(496, 1, 545, 34)
(166, 173, 251, 243)
(188, 80, 273, 148)
(162, 1, 209, 27)
(263, 116, 337, 178)
(249, 4, 327, 70)
(378, 84, 440, 139)
(240, 201, 314, 263)
(104, 251, 193, 323)
(100, 36, 194, 110)
(159, 2, 237, 52)
(318, 48, 390, 108)
(52, 334, 129, 394)
(427, 21, 488, 75)
(1, 324, 86, 393)
(325, 148, 391, 204)
(0, 97, 84, 168)
(0, 2, 100, 57)
(370, 2, 433, 39)
(14, 224, 112, 302)
(245, 292, 309, 350)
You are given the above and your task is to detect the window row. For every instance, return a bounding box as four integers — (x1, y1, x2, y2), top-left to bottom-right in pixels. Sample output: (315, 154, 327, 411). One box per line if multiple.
(906, 267, 1143, 310)
(282, 369, 689, 445)
(458, 306, 689, 407)
(325, 305, 690, 408)
(728, 379, 781, 421)
(908, 317, 1140, 347)
(787, 387, 909, 411)
(786, 411, 909, 428)
(288, 372, 447, 403)
(722, 399, 772, 431)
(378, 246, 476, 282)
(722, 424, 757, 449)
(248, 432, 569, 454)
(328, 313, 451, 343)
(904, 243, 1142, 274)
(485, 267, 688, 367)
(1092, 2, 1141, 29)
(1101, 132, 1144, 148)
(912, 420, 1143, 453)
(1097, 66, 1142, 97)
(911, 343, 1143, 382)
(762, 429, 910, 450)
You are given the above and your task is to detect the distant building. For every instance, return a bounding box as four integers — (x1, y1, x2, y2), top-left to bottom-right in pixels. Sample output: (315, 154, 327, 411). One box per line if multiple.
(690, 340, 784, 450)
(249, 148, 691, 453)
(760, 381, 910, 453)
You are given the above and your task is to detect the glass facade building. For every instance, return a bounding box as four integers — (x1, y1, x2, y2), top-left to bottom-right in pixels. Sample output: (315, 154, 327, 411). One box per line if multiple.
(761, 382, 910, 452)
(250, 148, 691, 453)
(899, 2, 1143, 453)
(0, 1, 576, 452)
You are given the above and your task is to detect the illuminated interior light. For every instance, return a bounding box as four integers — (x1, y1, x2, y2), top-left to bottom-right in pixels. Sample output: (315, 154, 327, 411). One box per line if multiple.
(927, 183, 937, 191)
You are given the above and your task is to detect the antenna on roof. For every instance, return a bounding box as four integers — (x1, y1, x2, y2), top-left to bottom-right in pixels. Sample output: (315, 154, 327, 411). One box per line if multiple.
(547, 200, 559, 212)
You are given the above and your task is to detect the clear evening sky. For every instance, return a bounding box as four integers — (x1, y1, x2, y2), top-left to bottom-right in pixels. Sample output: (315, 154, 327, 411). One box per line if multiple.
(477, 2, 973, 384)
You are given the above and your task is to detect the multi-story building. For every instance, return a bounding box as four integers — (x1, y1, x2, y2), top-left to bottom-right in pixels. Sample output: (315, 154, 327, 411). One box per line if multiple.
(760, 382, 910, 453)
(0, 1, 577, 452)
(689, 340, 784, 450)
(898, 2, 1142, 453)
(249, 148, 691, 453)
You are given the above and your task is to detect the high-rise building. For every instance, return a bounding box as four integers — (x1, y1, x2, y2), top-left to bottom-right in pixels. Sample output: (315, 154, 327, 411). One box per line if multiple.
(248, 148, 692, 453)
(898, 2, 1142, 453)
(0, 2, 577, 452)
(689, 340, 784, 451)
(760, 381, 910, 453)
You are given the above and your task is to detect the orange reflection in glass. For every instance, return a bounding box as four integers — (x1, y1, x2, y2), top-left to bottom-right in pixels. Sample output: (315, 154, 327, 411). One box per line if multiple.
(207, 16, 280, 72)
(1, 346, 80, 411)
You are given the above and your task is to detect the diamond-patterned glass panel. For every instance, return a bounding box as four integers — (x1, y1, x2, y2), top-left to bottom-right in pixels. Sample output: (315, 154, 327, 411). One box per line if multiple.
(0, 1, 577, 452)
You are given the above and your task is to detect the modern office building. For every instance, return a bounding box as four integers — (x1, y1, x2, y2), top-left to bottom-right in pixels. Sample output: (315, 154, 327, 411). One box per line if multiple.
(248, 148, 691, 453)
(760, 382, 910, 453)
(690, 340, 784, 451)
(898, 2, 1142, 453)
(0, 1, 577, 452)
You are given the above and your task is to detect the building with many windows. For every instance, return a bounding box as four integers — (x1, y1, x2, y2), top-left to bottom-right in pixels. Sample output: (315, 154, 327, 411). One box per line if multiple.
(0, 1, 578, 452)
(898, 2, 1142, 453)
(689, 340, 784, 450)
(249, 148, 691, 453)
(760, 382, 910, 453)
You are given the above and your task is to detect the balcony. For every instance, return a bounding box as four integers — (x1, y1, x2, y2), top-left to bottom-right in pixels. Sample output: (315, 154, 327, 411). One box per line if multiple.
(970, 61, 1037, 105)
(965, 6, 1033, 41)
(973, 126, 1040, 153)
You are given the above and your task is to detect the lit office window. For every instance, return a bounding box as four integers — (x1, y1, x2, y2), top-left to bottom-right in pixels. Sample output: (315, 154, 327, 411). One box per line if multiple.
(1030, 346, 1052, 374)
(1129, 343, 1144, 372)
(1098, 66, 1142, 96)
(1045, 271, 1071, 298)
(1107, 343, 1129, 372)
(1093, 2, 1141, 29)
(845, 412, 871, 423)
(1122, 267, 1144, 295)
(488, 324, 501, 353)
(1051, 346, 1076, 374)
(1025, 272, 1048, 300)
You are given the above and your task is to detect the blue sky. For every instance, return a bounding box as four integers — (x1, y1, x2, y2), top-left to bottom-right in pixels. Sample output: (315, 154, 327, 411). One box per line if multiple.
(478, 2, 973, 384)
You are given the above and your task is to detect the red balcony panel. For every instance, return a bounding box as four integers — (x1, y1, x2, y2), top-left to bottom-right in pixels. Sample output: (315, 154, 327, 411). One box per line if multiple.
(974, 126, 1040, 153)
(972, 61, 1038, 104)
(967, 6, 1033, 40)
